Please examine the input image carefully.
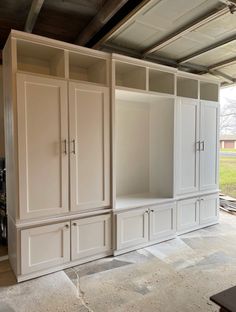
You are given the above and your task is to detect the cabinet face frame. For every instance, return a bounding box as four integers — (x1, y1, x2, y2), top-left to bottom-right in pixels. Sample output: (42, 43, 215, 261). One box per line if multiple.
(116, 208, 149, 250)
(69, 82, 110, 212)
(149, 203, 176, 241)
(71, 214, 111, 261)
(21, 222, 70, 275)
(16, 73, 69, 219)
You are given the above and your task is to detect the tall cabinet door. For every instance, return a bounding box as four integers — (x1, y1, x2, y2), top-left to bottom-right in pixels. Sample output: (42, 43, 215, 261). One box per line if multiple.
(17, 73, 69, 219)
(200, 100, 219, 191)
(69, 82, 110, 212)
(175, 98, 200, 195)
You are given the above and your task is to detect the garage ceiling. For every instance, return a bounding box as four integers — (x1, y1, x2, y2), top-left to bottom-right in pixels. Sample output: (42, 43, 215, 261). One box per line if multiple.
(1, 0, 236, 86)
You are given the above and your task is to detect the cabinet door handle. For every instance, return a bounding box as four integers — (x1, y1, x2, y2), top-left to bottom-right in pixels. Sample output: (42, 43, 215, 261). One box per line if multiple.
(200, 141, 205, 151)
(63, 139, 67, 154)
(72, 139, 76, 154)
(64, 224, 70, 229)
(73, 222, 77, 226)
(145, 210, 149, 214)
(150, 209, 154, 212)
(196, 141, 200, 151)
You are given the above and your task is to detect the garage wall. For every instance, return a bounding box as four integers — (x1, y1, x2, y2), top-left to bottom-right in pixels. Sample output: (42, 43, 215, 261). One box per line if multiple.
(0, 66, 5, 157)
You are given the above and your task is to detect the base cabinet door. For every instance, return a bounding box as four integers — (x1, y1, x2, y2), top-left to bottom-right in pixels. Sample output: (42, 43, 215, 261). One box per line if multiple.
(71, 214, 111, 261)
(116, 208, 149, 250)
(177, 197, 199, 233)
(149, 203, 176, 241)
(200, 193, 219, 225)
(21, 222, 70, 275)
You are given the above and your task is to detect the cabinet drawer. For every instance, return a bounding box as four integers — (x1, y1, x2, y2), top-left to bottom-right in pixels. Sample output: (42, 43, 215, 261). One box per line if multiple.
(116, 208, 149, 251)
(200, 193, 219, 225)
(21, 222, 70, 275)
(150, 203, 176, 241)
(177, 197, 199, 233)
(71, 214, 111, 261)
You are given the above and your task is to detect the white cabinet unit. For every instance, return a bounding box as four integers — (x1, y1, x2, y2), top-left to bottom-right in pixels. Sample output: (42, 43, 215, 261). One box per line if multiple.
(3, 31, 219, 282)
(71, 214, 111, 261)
(21, 222, 70, 275)
(116, 202, 176, 253)
(175, 97, 199, 195)
(116, 208, 149, 251)
(200, 193, 219, 225)
(69, 83, 110, 212)
(17, 73, 69, 219)
(177, 193, 219, 234)
(177, 197, 199, 233)
(200, 101, 219, 191)
(149, 203, 176, 241)
(175, 98, 219, 195)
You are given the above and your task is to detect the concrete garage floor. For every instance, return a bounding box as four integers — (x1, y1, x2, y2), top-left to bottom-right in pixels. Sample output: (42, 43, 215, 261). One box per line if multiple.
(0, 211, 236, 312)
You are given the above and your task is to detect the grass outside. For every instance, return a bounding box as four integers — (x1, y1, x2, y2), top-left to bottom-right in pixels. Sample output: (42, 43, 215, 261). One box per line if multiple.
(220, 148, 236, 152)
(220, 156, 236, 197)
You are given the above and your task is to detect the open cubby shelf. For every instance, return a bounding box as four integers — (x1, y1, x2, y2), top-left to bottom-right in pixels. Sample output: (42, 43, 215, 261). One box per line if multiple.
(115, 94, 174, 207)
(17, 40, 65, 77)
(149, 69, 174, 95)
(200, 81, 218, 101)
(69, 52, 107, 85)
(115, 61, 146, 90)
(177, 77, 198, 99)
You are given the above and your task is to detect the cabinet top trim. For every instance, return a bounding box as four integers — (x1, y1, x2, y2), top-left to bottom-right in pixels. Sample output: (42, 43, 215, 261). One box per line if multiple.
(9, 29, 111, 60)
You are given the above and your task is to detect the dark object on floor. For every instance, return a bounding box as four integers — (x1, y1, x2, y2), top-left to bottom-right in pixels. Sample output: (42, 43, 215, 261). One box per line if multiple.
(210, 285, 236, 312)
(220, 193, 236, 214)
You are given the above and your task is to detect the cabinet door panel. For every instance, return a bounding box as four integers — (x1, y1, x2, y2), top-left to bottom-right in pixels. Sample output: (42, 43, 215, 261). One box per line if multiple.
(177, 198, 199, 232)
(17, 73, 69, 219)
(200, 101, 219, 191)
(21, 222, 70, 275)
(71, 214, 111, 261)
(175, 98, 199, 195)
(116, 209, 149, 250)
(200, 193, 219, 225)
(150, 203, 176, 241)
(69, 83, 110, 211)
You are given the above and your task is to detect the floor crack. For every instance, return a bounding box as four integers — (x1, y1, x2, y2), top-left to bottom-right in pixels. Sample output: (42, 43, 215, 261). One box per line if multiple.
(71, 268, 94, 312)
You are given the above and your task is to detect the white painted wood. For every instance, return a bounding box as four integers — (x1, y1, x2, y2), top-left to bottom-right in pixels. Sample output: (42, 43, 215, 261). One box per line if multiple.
(71, 214, 111, 260)
(200, 100, 219, 191)
(177, 197, 199, 232)
(116, 208, 149, 250)
(175, 97, 200, 195)
(199, 193, 219, 225)
(69, 82, 110, 211)
(149, 203, 176, 241)
(21, 222, 70, 275)
(17, 73, 69, 219)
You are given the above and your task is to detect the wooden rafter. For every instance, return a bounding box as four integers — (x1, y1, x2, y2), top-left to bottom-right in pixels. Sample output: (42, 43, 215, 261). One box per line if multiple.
(24, 0, 45, 33)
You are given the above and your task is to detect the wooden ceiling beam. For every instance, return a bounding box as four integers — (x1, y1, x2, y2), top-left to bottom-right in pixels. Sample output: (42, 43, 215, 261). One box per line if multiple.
(178, 34, 236, 64)
(24, 0, 45, 33)
(75, 0, 130, 46)
(142, 4, 229, 55)
(208, 56, 236, 70)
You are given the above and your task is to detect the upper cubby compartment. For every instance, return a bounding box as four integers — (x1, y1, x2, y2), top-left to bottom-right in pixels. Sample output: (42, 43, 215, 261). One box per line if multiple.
(17, 40, 65, 77)
(177, 76, 198, 99)
(149, 69, 174, 95)
(115, 61, 146, 90)
(200, 81, 218, 101)
(69, 52, 107, 85)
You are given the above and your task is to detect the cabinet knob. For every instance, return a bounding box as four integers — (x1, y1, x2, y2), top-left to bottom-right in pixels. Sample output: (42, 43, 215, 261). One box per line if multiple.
(150, 209, 154, 212)
(145, 210, 149, 214)
(64, 224, 70, 229)
(73, 222, 77, 226)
